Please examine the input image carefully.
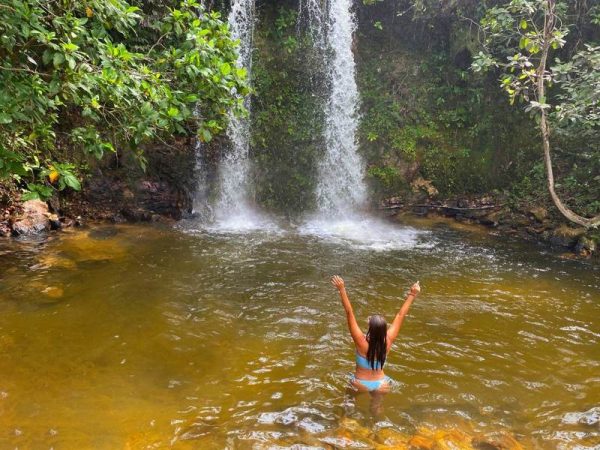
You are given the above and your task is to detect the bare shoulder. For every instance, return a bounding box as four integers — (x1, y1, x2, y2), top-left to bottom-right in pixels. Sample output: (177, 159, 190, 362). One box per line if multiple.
(356, 334, 369, 354)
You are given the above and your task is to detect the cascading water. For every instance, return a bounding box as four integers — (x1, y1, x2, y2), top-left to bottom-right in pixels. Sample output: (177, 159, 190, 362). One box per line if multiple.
(315, 0, 367, 215)
(211, 0, 274, 231)
(300, 0, 422, 249)
(298, 0, 326, 51)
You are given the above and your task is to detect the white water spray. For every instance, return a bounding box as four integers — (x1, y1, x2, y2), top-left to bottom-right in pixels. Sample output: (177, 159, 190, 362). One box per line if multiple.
(301, 0, 422, 249)
(299, 0, 326, 50)
(212, 0, 273, 231)
(315, 0, 367, 215)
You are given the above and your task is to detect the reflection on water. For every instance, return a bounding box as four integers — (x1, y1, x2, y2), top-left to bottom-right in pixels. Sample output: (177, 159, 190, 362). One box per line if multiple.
(0, 221, 598, 449)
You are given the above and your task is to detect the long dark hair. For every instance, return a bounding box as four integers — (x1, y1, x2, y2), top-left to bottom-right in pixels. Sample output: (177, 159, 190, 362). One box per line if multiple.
(366, 314, 387, 370)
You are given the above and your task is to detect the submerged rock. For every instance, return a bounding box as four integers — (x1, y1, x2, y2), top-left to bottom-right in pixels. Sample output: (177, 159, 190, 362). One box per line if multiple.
(472, 432, 524, 450)
(375, 427, 410, 448)
(58, 229, 128, 262)
(11, 200, 50, 235)
(0, 334, 15, 352)
(407, 427, 526, 450)
(41, 286, 64, 299)
(36, 254, 77, 270)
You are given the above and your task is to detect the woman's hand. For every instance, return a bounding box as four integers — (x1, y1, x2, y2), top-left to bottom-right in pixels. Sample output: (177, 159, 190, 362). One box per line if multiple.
(331, 275, 345, 290)
(410, 281, 421, 296)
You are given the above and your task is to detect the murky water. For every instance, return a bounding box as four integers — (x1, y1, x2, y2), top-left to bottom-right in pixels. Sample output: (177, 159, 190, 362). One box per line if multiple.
(0, 219, 598, 449)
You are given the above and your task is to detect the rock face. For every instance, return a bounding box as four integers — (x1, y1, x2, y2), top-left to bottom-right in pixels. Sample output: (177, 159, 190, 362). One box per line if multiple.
(11, 200, 50, 235)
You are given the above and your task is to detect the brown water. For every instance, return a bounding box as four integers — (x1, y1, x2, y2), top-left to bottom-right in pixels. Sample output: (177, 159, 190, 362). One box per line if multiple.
(0, 220, 598, 449)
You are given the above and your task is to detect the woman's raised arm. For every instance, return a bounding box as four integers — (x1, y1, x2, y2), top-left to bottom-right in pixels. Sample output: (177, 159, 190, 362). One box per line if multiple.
(331, 276, 365, 349)
(387, 281, 420, 345)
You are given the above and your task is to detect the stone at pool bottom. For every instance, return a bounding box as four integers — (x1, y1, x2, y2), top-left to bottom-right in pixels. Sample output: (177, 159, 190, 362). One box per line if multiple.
(237, 416, 525, 450)
(35, 228, 131, 267)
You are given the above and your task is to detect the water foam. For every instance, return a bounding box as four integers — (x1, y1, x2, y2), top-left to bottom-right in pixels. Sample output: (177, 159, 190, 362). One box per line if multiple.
(299, 214, 428, 251)
(211, 0, 273, 232)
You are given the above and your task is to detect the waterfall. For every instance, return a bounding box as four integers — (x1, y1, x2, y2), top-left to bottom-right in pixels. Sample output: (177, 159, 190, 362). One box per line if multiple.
(315, 0, 367, 216)
(299, 0, 421, 250)
(299, 0, 326, 51)
(210, 0, 274, 231)
(214, 0, 254, 222)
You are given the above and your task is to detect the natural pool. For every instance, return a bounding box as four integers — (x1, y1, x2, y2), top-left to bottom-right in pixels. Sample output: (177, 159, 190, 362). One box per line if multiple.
(0, 218, 598, 449)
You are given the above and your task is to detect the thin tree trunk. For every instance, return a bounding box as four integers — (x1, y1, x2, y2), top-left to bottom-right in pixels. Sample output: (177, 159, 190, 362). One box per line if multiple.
(536, 0, 600, 228)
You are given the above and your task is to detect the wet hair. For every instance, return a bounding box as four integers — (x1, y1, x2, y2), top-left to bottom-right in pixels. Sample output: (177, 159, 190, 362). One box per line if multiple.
(366, 314, 387, 370)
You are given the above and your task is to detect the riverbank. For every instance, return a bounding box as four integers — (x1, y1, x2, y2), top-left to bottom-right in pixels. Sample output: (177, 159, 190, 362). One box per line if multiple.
(1, 180, 597, 258)
(382, 194, 598, 259)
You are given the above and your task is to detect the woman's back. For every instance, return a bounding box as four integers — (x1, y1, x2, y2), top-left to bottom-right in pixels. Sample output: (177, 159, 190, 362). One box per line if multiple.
(330, 275, 420, 393)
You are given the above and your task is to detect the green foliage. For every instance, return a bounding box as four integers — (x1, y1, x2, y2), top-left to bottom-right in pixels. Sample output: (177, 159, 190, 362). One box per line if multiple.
(474, 1, 568, 107)
(474, 0, 600, 221)
(250, 5, 324, 213)
(367, 166, 406, 197)
(0, 147, 29, 180)
(553, 45, 600, 132)
(21, 183, 54, 201)
(0, 0, 246, 194)
(357, 41, 539, 200)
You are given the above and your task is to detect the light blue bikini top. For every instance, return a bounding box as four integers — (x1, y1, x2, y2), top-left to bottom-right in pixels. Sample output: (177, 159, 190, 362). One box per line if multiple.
(355, 351, 383, 370)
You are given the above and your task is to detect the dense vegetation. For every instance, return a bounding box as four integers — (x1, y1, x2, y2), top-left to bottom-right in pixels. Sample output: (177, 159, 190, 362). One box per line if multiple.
(1, 0, 598, 232)
(0, 0, 246, 201)
(250, 0, 599, 225)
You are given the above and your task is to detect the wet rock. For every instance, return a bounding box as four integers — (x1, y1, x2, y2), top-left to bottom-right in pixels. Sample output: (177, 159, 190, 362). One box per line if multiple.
(338, 417, 374, 439)
(48, 213, 62, 230)
(457, 198, 470, 208)
(574, 236, 596, 257)
(528, 207, 547, 223)
(558, 252, 580, 260)
(479, 211, 499, 227)
(526, 226, 545, 235)
(60, 217, 75, 228)
(473, 432, 524, 450)
(0, 221, 11, 237)
(408, 434, 435, 449)
(121, 207, 152, 222)
(110, 213, 127, 223)
(411, 177, 439, 198)
(375, 427, 410, 447)
(550, 225, 586, 248)
(410, 427, 475, 450)
(11, 200, 50, 235)
(327, 417, 380, 448)
(122, 188, 135, 200)
(46, 194, 60, 214)
(513, 215, 531, 228)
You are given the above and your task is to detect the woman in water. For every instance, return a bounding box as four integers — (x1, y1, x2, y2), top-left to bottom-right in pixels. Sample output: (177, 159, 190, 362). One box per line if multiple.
(331, 275, 420, 393)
